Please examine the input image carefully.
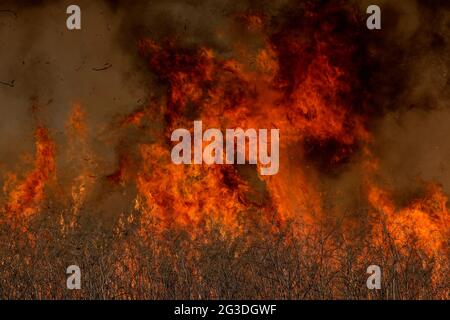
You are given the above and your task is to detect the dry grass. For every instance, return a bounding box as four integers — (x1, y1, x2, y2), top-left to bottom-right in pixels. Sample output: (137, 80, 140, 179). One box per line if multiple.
(0, 202, 448, 300)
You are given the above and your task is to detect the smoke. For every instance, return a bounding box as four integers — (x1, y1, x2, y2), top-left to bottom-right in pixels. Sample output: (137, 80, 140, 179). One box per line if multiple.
(359, 0, 450, 197)
(0, 1, 147, 178)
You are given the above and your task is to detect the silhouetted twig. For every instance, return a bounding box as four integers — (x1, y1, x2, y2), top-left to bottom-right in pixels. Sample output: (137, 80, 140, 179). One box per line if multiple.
(0, 80, 15, 87)
(0, 9, 18, 18)
(92, 63, 112, 71)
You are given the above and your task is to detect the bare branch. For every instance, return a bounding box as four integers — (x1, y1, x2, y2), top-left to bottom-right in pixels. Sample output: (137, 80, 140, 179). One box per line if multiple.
(0, 80, 15, 87)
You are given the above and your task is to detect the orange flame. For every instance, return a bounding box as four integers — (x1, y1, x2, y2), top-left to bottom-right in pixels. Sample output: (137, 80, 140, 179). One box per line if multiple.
(3, 127, 56, 221)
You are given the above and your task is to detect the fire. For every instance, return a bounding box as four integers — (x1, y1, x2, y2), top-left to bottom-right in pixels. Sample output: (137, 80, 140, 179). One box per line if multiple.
(0, 1, 445, 256)
(3, 127, 56, 222)
(131, 6, 369, 229)
(368, 182, 450, 257)
(1, 1, 448, 299)
(127, 7, 449, 288)
(66, 103, 87, 139)
(136, 144, 249, 232)
(62, 103, 95, 230)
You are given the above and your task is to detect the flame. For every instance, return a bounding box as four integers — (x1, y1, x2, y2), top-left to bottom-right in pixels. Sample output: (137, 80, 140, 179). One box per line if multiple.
(66, 103, 87, 139)
(136, 144, 250, 232)
(368, 182, 449, 257)
(3, 127, 55, 222)
(62, 103, 95, 230)
(133, 10, 369, 229)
